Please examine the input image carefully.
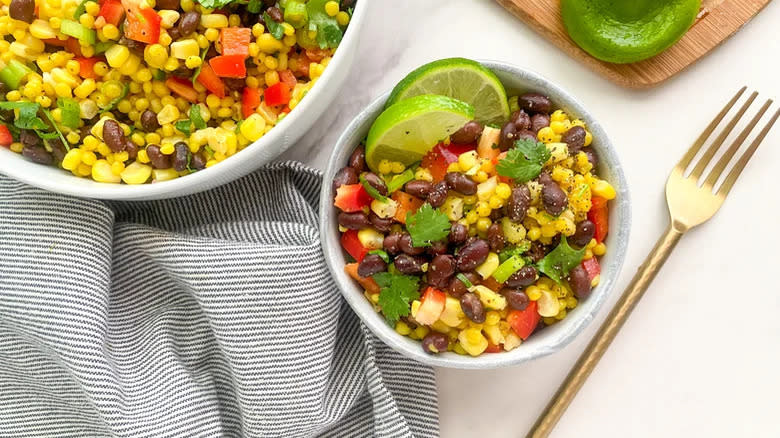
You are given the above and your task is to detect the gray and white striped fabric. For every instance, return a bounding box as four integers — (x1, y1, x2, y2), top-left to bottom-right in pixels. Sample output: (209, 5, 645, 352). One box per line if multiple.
(0, 161, 440, 438)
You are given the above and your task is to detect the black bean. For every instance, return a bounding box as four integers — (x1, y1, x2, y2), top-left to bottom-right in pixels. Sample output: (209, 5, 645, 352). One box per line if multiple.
(448, 222, 468, 244)
(530, 113, 551, 133)
(568, 265, 591, 298)
(358, 254, 387, 277)
(516, 130, 537, 142)
(348, 146, 366, 172)
(48, 139, 66, 164)
(167, 27, 181, 42)
(427, 255, 455, 288)
(499, 121, 518, 151)
(570, 220, 595, 248)
(426, 240, 448, 256)
(145, 144, 171, 169)
(527, 242, 548, 263)
(561, 126, 586, 153)
(156, 0, 179, 9)
(456, 239, 489, 271)
(172, 142, 189, 171)
(584, 148, 599, 168)
(124, 139, 137, 160)
(426, 181, 449, 208)
(362, 172, 387, 196)
(9, 0, 34, 23)
(404, 180, 432, 199)
(267, 6, 283, 21)
(444, 172, 477, 195)
(503, 289, 530, 310)
(332, 167, 358, 193)
(421, 332, 449, 354)
(450, 121, 483, 144)
(178, 11, 200, 36)
(394, 254, 426, 275)
(191, 152, 206, 170)
(487, 223, 505, 252)
(460, 292, 485, 323)
(504, 266, 538, 288)
(19, 130, 39, 147)
(21, 146, 52, 165)
(369, 213, 393, 232)
(539, 172, 568, 216)
(447, 272, 477, 298)
(507, 185, 530, 222)
(223, 77, 246, 92)
(338, 211, 370, 229)
(117, 36, 145, 56)
(383, 233, 402, 255)
(102, 119, 126, 152)
(399, 233, 425, 255)
(510, 110, 531, 130)
(518, 93, 552, 114)
(140, 110, 160, 132)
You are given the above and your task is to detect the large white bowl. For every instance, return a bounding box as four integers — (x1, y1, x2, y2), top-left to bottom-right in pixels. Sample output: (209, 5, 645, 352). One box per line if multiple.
(319, 61, 632, 369)
(0, 2, 368, 200)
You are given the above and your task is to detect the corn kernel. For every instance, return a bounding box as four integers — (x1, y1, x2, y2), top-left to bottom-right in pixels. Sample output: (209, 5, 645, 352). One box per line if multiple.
(120, 161, 152, 184)
(92, 159, 120, 183)
(239, 113, 266, 142)
(61, 148, 82, 170)
(475, 201, 491, 217)
(488, 195, 503, 209)
(105, 44, 130, 68)
(170, 39, 200, 59)
(584, 131, 593, 146)
(591, 179, 616, 200)
(336, 11, 350, 26)
(593, 242, 606, 256)
(395, 321, 411, 336)
(476, 217, 492, 233)
(201, 14, 228, 28)
(537, 126, 555, 143)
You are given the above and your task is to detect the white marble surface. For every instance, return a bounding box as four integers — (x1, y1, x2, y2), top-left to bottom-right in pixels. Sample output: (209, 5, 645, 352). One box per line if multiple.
(282, 1, 780, 436)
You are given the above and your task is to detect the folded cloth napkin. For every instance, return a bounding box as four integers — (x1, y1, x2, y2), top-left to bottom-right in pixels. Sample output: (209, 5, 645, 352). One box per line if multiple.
(0, 162, 439, 438)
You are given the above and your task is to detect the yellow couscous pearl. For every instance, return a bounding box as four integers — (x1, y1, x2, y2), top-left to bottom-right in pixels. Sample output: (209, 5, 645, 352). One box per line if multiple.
(160, 143, 175, 155)
(377, 159, 392, 175)
(395, 321, 411, 336)
(495, 183, 511, 199)
(336, 11, 350, 26)
(488, 195, 503, 209)
(465, 210, 479, 224)
(475, 201, 491, 217)
(476, 217, 492, 233)
(324, 1, 340, 16)
(593, 242, 606, 256)
(526, 286, 542, 301)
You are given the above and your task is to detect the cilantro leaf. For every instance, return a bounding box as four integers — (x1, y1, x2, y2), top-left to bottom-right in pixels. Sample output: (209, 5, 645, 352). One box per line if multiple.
(498, 241, 531, 263)
(247, 0, 262, 13)
(264, 11, 285, 40)
(41, 109, 69, 151)
(190, 47, 208, 84)
(100, 82, 129, 113)
(175, 119, 192, 135)
(307, 0, 343, 49)
(193, 0, 233, 9)
(57, 97, 80, 129)
(496, 138, 551, 183)
(537, 235, 586, 284)
(405, 203, 451, 247)
(373, 272, 420, 325)
(190, 104, 207, 130)
(0, 102, 48, 130)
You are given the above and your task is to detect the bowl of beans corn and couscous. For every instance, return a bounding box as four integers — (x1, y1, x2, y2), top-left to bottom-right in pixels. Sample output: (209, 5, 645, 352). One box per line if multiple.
(0, 0, 365, 199)
(320, 61, 630, 368)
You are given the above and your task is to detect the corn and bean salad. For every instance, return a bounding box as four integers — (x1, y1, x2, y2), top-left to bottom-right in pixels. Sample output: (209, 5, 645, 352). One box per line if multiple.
(332, 93, 617, 356)
(0, 0, 353, 183)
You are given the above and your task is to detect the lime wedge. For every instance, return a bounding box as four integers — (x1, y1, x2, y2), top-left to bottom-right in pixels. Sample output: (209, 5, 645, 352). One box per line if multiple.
(366, 95, 475, 172)
(385, 58, 510, 125)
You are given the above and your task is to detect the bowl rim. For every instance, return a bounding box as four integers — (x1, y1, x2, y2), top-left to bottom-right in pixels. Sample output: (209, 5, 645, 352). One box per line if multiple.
(319, 60, 632, 369)
(0, 1, 369, 200)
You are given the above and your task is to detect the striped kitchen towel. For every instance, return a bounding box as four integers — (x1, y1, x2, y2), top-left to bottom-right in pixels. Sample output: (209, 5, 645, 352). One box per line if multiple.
(0, 161, 439, 438)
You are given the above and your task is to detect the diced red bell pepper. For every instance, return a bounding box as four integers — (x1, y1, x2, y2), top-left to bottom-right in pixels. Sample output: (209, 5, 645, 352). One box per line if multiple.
(220, 27, 251, 57)
(98, 0, 124, 27)
(507, 301, 541, 340)
(484, 342, 503, 353)
(421, 143, 476, 182)
(341, 230, 368, 262)
(264, 82, 291, 107)
(588, 196, 609, 243)
(75, 57, 99, 79)
(334, 184, 371, 213)
(278, 69, 297, 88)
(196, 63, 225, 99)
(581, 257, 601, 282)
(165, 77, 198, 103)
(242, 86, 261, 119)
(209, 55, 247, 78)
(0, 125, 13, 147)
(123, 4, 161, 44)
(415, 287, 446, 325)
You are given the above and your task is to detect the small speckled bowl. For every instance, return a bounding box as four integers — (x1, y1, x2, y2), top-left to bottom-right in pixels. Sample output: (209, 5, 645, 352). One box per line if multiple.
(319, 61, 631, 369)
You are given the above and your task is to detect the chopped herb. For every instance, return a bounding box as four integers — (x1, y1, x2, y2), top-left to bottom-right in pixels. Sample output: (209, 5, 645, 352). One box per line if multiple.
(193, 0, 234, 9)
(359, 173, 387, 202)
(264, 12, 285, 40)
(41, 109, 69, 150)
(190, 104, 206, 130)
(373, 272, 420, 325)
(492, 256, 525, 283)
(152, 68, 167, 81)
(368, 249, 390, 264)
(100, 83, 129, 113)
(247, 0, 262, 13)
(94, 41, 113, 54)
(0, 102, 47, 130)
(498, 241, 531, 263)
(73, 0, 90, 19)
(190, 47, 208, 84)
(307, 0, 343, 48)
(57, 98, 80, 129)
(496, 138, 551, 183)
(456, 273, 473, 288)
(406, 203, 451, 247)
(537, 235, 586, 284)
(175, 119, 192, 135)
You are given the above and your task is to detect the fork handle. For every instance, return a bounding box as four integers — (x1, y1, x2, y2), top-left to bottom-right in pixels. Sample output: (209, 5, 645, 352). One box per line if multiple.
(527, 225, 684, 438)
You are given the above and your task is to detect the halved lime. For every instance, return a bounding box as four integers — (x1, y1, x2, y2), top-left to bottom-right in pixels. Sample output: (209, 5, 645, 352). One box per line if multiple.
(385, 58, 510, 125)
(366, 95, 475, 172)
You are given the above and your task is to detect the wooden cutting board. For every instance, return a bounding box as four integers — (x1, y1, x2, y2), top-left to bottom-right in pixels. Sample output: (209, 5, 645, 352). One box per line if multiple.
(495, 0, 772, 88)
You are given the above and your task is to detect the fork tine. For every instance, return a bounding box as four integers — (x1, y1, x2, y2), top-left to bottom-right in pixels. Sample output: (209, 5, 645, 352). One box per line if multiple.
(688, 90, 757, 180)
(703, 99, 773, 188)
(677, 87, 746, 170)
(717, 107, 780, 197)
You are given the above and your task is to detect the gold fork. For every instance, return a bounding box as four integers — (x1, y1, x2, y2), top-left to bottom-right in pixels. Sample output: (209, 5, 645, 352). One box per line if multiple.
(528, 87, 780, 438)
